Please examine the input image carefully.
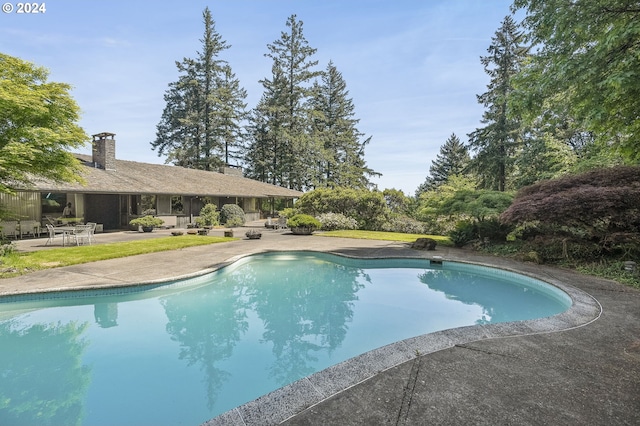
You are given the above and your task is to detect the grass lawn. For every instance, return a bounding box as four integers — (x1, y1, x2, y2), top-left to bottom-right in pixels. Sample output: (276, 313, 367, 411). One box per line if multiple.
(0, 235, 235, 278)
(318, 230, 453, 246)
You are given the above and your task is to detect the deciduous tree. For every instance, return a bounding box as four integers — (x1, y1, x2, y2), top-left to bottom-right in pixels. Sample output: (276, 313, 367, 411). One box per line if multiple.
(0, 53, 87, 195)
(511, 0, 640, 161)
(500, 166, 640, 242)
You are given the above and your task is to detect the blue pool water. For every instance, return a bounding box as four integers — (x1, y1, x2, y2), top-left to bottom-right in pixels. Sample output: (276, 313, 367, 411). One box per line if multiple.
(0, 252, 571, 425)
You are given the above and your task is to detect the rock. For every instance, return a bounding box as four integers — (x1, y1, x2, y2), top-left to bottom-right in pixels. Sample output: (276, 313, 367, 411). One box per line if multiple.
(412, 238, 437, 251)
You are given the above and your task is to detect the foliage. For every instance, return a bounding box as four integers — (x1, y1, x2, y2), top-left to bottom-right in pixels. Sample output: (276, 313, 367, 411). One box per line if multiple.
(287, 214, 321, 231)
(0, 53, 87, 194)
(382, 216, 426, 235)
(576, 261, 640, 290)
(475, 217, 513, 242)
(151, 7, 247, 170)
(448, 221, 477, 247)
(467, 16, 528, 191)
(0, 236, 233, 278)
(294, 187, 390, 230)
(129, 215, 165, 228)
(513, 129, 578, 188)
(220, 203, 245, 226)
(500, 166, 640, 245)
(195, 203, 220, 227)
(0, 236, 15, 257)
(415, 174, 477, 234)
(279, 207, 297, 219)
(438, 189, 514, 222)
(308, 61, 380, 189)
(382, 188, 411, 215)
(511, 0, 640, 161)
(316, 212, 358, 231)
(244, 14, 321, 190)
(417, 133, 470, 195)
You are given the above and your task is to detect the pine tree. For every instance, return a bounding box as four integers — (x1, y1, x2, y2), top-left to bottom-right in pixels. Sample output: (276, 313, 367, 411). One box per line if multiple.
(245, 15, 321, 190)
(468, 16, 528, 191)
(151, 7, 246, 170)
(417, 133, 470, 195)
(308, 61, 380, 189)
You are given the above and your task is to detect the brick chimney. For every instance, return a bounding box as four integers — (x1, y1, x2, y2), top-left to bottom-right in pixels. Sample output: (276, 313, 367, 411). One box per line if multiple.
(92, 132, 116, 171)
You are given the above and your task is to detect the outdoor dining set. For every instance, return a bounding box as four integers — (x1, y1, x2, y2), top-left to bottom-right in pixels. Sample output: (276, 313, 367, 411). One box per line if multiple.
(44, 223, 97, 246)
(0, 219, 97, 247)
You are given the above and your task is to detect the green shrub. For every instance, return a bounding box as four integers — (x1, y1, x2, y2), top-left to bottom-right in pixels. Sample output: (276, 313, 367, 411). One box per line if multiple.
(287, 214, 321, 231)
(382, 216, 425, 234)
(129, 215, 164, 228)
(220, 204, 245, 226)
(476, 218, 513, 242)
(448, 220, 476, 247)
(0, 237, 15, 257)
(195, 203, 220, 227)
(279, 208, 297, 219)
(317, 212, 358, 231)
(295, 187, 390, 230)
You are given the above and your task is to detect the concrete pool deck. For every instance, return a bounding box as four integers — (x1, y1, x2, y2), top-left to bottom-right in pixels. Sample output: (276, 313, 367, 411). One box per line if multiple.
(1, 225, 639, 425)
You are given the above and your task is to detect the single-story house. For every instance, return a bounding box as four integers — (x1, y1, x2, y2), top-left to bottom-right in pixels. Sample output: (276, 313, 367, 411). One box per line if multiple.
(0, 132, 302, 234)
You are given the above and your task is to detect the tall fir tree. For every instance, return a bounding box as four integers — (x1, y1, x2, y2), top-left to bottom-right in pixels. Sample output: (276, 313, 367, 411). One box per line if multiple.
(308, 61, 379, 189)
(468, 15, 528, 191)
(245, 15, 321, 190)
(151, 7, 246, 170)
(416, 133, 470, 195)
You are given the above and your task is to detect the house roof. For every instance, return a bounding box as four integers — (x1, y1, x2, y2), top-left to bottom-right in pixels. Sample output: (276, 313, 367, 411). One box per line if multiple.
(27, 154, 303, 199)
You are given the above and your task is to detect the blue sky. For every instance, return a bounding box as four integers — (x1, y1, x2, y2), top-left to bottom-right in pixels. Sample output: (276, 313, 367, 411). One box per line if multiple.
(2, 0, 516, 194)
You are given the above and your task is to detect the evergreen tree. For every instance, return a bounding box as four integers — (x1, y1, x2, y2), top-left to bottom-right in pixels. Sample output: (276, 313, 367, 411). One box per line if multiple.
(151, 7, 246, 170)
(308, 61, 379, 189)
(245, 15, 321, 190)
(468, 16, 528, 191)
(245, 64, 289, 185)
(416, 133, 470, 195)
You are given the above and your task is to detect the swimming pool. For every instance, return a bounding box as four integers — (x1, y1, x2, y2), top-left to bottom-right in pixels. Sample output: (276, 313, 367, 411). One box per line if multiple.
(0, 252, 572, 426)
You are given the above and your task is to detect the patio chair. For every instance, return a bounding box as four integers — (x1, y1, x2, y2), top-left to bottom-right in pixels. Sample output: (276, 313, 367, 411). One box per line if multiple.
(45, 224, 66, 246)
(276, 216, 288, 230)
(20, 220, 40, 238)
(44, 216, 59, 226)
(71, 224, 92, 246)
(86, 222, 97, 244)
(0, 221, 18, 239)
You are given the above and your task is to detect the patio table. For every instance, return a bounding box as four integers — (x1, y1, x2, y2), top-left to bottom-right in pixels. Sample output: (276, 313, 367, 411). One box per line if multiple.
(54, 226, 78, 247)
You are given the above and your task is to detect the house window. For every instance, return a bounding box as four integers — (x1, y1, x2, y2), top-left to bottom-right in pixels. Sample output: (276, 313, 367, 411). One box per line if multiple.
(171, 196, 184, 214)
(141, 195, 156, 215)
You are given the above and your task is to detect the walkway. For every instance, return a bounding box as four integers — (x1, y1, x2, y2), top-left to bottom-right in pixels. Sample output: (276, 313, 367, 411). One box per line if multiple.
(1, 226, 639, 425)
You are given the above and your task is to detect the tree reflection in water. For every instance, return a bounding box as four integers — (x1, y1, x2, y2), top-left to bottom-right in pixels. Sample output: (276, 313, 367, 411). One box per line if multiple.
(160, 253, 367, 406)
(161, 274, 250, 409)
(246, 258, 366, 385)
(417, 268, 564, 324)
(0, 319, 91, 426)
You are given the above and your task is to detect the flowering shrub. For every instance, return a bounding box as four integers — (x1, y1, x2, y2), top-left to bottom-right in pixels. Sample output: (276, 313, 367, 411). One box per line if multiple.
(382, 216, 426, 234)
(220, 204, 245, 226)
(317, 212, 358, 231)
